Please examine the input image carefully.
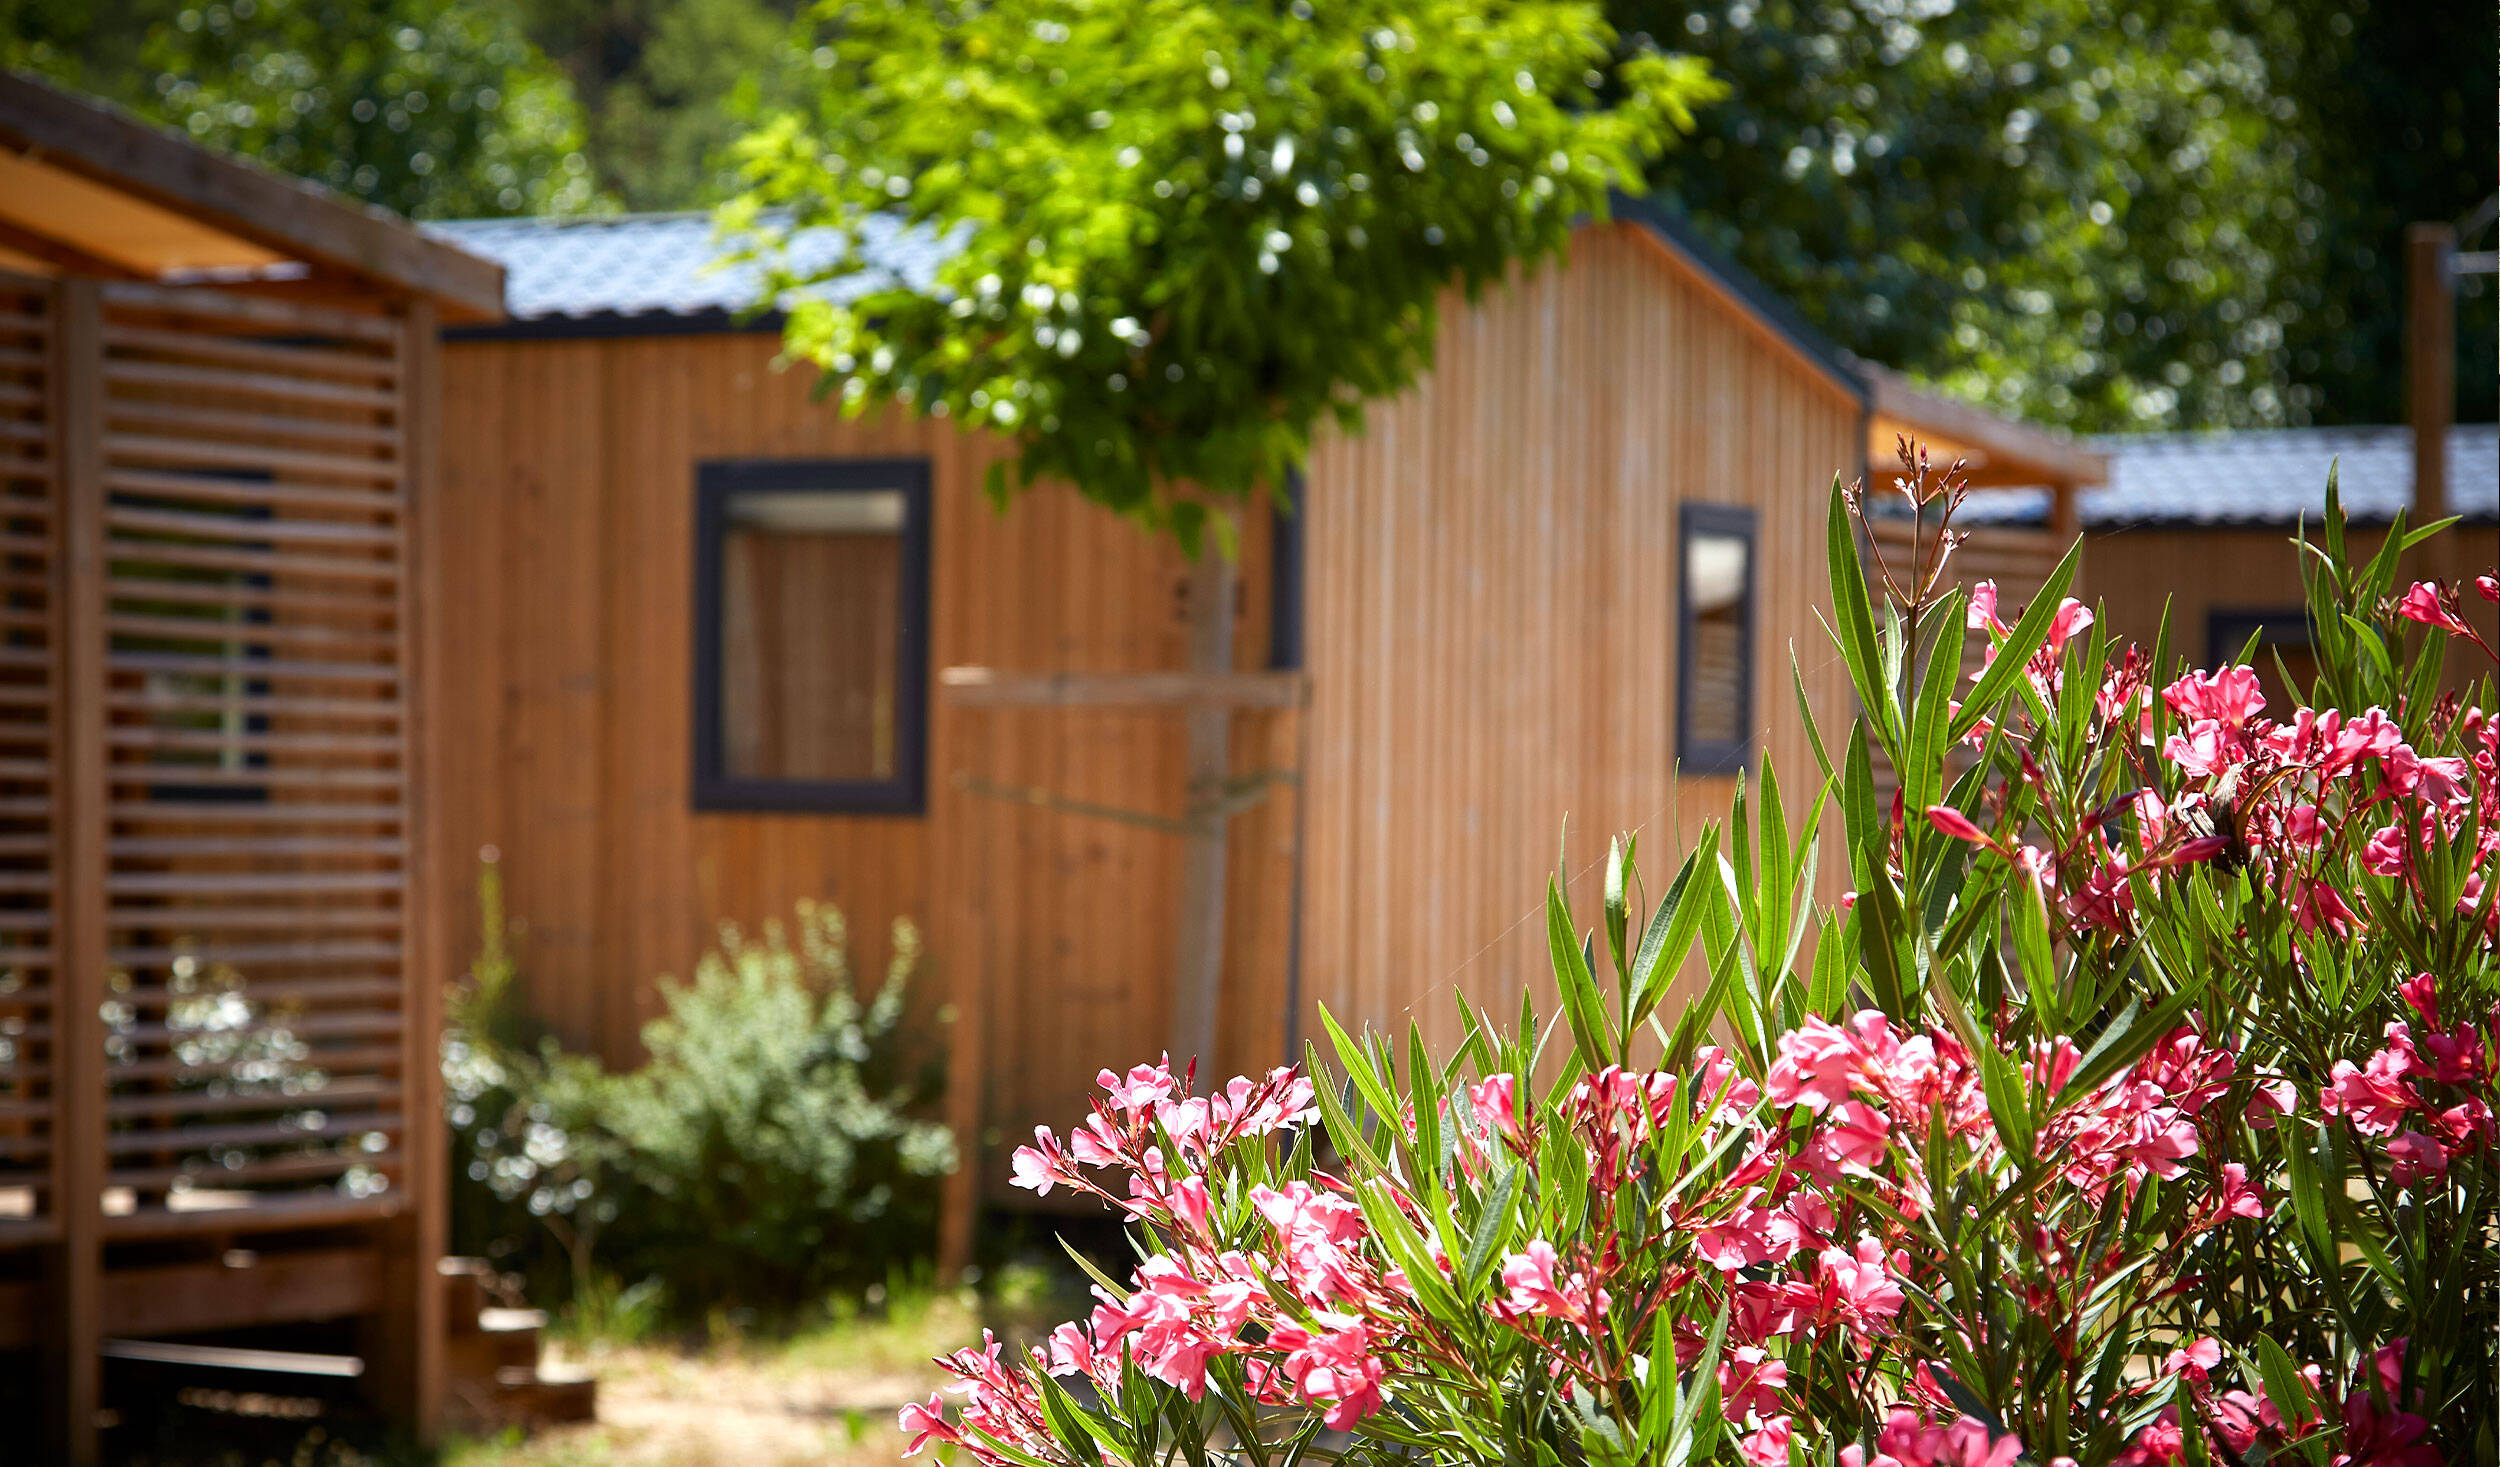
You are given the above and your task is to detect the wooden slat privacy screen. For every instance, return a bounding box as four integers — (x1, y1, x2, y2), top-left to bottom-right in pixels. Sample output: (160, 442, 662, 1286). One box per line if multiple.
(0, 274, 59, 1243)
(0, 277, 418, 1243)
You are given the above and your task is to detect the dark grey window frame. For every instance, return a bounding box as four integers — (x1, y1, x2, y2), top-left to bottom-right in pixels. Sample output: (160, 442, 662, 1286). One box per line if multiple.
(690, 457, 933, 815)
(2207, 606, 2313, 670)
(1675, 502, 1758, 777)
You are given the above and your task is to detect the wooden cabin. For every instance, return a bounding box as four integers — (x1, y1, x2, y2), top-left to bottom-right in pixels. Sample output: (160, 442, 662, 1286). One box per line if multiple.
(0, 71, 501, 1461)
(1956, 425, 2499, 708)
(428, 204, 2098, 1257)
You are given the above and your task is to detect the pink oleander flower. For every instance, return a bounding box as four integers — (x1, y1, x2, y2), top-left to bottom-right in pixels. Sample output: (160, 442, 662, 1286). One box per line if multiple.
(1009, 1126, 1064, 1195)
(1739, 1415, 1794, 1467)
(1818, 1236, 1907, 1336)
(1497, 1239, 1611, 1329)
(2397, 581, 2471, 636)
(1927, 804, 1992, 846)
(898, 1394, 958, 1457)
(2165, 666, 2267, 728)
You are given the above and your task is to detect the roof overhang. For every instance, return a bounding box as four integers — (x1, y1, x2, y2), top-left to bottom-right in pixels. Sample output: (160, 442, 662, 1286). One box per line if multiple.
(1860, 361, 2106, 488)
(0, 69, 503, 321)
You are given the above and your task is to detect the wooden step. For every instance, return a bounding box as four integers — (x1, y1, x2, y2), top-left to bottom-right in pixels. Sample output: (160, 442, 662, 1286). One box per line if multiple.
(444, 1306, 545, 1380)
(493, 1364, 597, 1425)
(437, 1255, 496, 1333)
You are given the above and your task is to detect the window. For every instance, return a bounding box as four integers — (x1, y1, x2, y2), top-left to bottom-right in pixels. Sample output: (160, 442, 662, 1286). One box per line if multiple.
(1676, 503, 1756, 775)
(692, 459, 931, 813)
(2208, 608, 2316, 718)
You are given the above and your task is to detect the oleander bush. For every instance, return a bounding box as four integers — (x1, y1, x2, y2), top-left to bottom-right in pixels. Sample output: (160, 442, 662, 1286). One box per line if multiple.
(445, 883, 955, 1325)
(901, 448, 2496, 1467)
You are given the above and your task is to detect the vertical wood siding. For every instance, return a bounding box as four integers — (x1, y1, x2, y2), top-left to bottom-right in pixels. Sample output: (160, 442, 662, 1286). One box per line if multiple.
(434, 334, 1284, 1168)
(1294, 223, 1865, 1059)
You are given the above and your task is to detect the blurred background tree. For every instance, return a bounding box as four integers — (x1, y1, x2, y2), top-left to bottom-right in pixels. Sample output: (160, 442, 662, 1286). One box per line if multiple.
(2, 0, 605, 217)
(1611, 0, 2493, 430)
(6, 0, 2485, 430)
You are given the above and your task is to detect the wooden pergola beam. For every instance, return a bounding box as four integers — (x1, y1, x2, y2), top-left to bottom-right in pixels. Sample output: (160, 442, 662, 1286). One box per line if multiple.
(0, 213, 146, 280)
(1863, 362, 2108, 489)
(0, 70, 503, 320)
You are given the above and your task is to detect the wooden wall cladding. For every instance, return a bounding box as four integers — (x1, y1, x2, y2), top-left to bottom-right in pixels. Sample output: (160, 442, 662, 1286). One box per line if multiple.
(433, 333, 1285, 1157)
(1293, 222, 1868, 1061)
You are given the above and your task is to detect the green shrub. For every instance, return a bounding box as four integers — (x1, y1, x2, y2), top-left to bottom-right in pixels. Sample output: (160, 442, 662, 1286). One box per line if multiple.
(601, 907, 957, 1313)
(443, 873, 955, 1325)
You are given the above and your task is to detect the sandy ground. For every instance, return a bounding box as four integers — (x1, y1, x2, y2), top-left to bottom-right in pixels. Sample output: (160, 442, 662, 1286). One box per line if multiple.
(442, 1284, 1064, 1467)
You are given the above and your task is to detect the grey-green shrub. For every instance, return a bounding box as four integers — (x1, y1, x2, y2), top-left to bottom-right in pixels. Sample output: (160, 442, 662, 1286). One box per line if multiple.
(603, 906, 956, 1312)
(444, 881, 954, 1323)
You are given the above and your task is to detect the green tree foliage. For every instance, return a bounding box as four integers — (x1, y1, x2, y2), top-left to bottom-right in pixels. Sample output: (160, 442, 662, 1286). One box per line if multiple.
(723, 0, 1720, 543)
(523, 0, 810, 211)
(1613, 0, 2495, 430)
(4, 0, 601, 218)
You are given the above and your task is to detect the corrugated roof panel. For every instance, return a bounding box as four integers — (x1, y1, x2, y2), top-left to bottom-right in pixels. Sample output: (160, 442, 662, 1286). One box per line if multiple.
(426, 211, 950, 326)
(1950, 425, 2498, 528)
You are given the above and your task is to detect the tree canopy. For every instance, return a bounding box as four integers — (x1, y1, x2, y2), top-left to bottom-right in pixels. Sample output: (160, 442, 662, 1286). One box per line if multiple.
(1614, 0, 2493, 430)
(721, 0, 1719, 544)
(4, 0, 604, 218)
(9, 0, 2483, 431)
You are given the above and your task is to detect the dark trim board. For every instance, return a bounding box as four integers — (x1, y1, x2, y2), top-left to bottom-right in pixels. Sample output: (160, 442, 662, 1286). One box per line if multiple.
(443, 307, 786, 343)
(689, 456, 934, 815)
(1268, 470, 1305, 672)
(1674, 501, 1760, 778)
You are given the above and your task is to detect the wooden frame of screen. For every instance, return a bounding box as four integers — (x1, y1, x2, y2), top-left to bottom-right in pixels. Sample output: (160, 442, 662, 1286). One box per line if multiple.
(690, 457, 933, 815)
(1675, 501, 1759, 777)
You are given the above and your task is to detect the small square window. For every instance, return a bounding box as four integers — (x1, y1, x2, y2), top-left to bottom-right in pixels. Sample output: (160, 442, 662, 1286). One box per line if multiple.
(1677, 503, 1757, 775)
(691, 459, 931, 814)
(2208, 607, 2316, 717)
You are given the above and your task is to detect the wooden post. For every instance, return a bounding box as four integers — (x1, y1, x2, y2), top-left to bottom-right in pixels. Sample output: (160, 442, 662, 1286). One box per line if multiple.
(1171, 531, 1238, 1073)
(361, 298, 447, 1440)
(49, 277, 107, 1467)
(935, 702, 988, 1281)
(2048, 480, 2080, 550)
(2405, 224, 2455, 532)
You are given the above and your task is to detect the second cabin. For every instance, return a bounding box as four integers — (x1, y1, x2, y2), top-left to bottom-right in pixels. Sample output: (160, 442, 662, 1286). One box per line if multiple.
(426, 204, 2100, 1216)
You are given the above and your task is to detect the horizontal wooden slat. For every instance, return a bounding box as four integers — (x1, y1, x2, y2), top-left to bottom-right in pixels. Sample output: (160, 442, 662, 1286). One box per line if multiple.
(106, 434, 401, 486)
(106, 906, 402, 931)
(105, 398, 403, 452)
(107, 504, 403, 549)
(102, 535, 398, 583)
(108, 649, 397, 684)
(108, 802, 402, 824)
(111, 835, 404, 859)
(107, 574, 397, 620)
(103, 325, 398, 383)
(105, 613, 401, 655)
(109, 725, 404, 756)
(106, 467, 402, 516)
(104, 359, 398, 411)
(118, 976, 403, 1009)
(107, 765, 405, 791)
(106, 1043, 404, 1083)
(105, 1110, 401, 1156)
(112, 1014, 402, 1051)
(107, 938, 401, 967)
(109, 1152, 395, 1192)
(101, 280, 402, 343)
(108, 691, 403, 722)
(110, 871, 402, 896)
(101, 1189, 401, 1241)
(107, 1075, 396, 1119)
